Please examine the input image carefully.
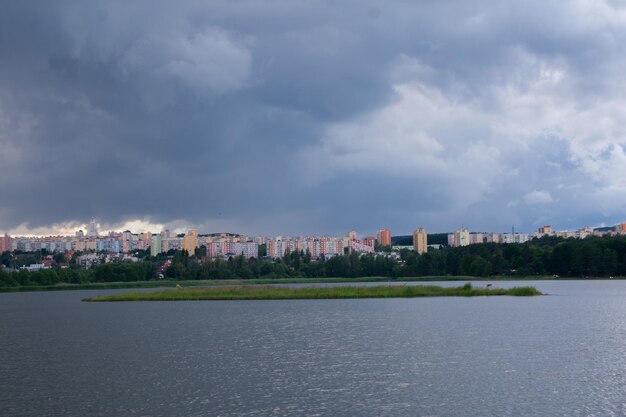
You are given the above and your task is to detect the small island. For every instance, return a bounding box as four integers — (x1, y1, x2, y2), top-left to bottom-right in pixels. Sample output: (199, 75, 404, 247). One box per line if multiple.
(82, 283, 542, 302)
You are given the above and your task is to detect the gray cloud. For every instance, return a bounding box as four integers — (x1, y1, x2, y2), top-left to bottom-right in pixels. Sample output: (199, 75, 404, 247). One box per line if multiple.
(2, 1, 626, 236)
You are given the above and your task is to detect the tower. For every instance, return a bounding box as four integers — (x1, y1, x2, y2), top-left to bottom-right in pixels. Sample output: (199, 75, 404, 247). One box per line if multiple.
(377, 228, 391, 247)
(182, 229, 198, 255)
(150, 235, 162, 257)
(0, 234, 11, 253)
(86, 219, 99, 237)
(454, 228, 470, 247)
(412, 227, 428, 254)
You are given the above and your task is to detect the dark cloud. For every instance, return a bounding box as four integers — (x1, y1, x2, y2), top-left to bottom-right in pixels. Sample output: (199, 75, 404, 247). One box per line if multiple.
(2, 1, 626, 235)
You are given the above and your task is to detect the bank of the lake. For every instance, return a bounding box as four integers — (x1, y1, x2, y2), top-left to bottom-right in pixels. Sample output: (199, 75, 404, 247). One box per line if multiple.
(0, 277, 393, 293)
(83, 283, 542, 301)
(1, 275, 616, 293)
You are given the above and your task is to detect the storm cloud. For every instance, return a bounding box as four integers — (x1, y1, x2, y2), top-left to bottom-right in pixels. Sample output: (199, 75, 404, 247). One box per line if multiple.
(1, 0, 626, 235)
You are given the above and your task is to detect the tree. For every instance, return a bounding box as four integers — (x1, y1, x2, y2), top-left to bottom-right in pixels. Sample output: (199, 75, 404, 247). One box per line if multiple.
(469, 258, 492, 277)
(326, 256, 350, 277)
(348, 252, 362, 277)
(0, 251, 12, 267)
(53, 252, 66, 265)
(195, 245, 208, 259)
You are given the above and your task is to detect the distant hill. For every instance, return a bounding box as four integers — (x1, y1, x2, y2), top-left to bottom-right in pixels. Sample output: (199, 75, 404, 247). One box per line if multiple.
(392, 233, 449, 246)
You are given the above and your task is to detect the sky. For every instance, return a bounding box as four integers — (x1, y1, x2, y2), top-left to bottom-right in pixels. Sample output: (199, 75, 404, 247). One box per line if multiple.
(2, 0, 626, 237)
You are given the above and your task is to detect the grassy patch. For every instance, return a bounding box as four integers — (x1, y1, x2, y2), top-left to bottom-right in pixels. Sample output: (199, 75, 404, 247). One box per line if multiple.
(83, 283, 542, 302)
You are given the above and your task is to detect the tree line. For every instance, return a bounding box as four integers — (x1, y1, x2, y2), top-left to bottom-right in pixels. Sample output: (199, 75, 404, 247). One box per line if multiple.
(2, 235, 626, 287)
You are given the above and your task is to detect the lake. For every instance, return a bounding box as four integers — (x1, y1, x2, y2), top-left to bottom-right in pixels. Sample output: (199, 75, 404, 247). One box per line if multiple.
(1, 280, 625, 416)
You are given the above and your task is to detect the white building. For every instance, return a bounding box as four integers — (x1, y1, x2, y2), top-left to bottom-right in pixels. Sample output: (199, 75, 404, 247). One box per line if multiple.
(454, 228, 470, 247)
(150, 235, 162, 257)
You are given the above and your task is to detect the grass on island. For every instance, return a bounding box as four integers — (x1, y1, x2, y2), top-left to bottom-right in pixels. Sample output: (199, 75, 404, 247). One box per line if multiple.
(83, 283, 542, 302)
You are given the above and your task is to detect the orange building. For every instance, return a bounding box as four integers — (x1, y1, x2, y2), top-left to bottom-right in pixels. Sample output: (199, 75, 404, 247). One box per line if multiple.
(377, 228, 391, 247)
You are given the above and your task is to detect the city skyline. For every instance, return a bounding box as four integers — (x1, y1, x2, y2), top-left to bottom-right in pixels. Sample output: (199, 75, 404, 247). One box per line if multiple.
(3, 219, 624, 243)
(1, 218, 624, 239)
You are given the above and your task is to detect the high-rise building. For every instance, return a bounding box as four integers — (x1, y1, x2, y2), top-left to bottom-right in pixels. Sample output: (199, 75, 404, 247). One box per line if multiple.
(347, 230, 357, 240)
(412, 227, 428, 254)
(538, 225, 553, 234)
(615, 223, 626, 233)
(377, 228, 391, 247)
(470, 233, 485, 244)
(363, 236, 376, 248)
(486, 233, 501, 244)
(140, 232, 152, 245)
(454, 228, 470, 247)
(150, 235, 162, 257)
(86, 219, 99, 237)
(182, 229, 198, 255)
(0, 234, 11, 253)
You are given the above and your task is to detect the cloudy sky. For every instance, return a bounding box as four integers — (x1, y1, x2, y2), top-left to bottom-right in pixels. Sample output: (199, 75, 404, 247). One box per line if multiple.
(1, 1, 626, 236)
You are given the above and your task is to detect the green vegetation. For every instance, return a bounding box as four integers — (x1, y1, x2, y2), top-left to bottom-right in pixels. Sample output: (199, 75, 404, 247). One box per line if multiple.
(0, 277, 394, 292)
(0, 274, 604, 293)
(83, 283, 542, 301)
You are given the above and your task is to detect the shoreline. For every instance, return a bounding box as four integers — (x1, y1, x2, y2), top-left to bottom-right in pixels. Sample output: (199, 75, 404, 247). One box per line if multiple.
(0, 275, 622, 293)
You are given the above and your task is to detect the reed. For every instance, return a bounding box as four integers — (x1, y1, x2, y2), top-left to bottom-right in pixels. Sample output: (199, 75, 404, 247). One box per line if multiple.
(83, 283, 542, 301)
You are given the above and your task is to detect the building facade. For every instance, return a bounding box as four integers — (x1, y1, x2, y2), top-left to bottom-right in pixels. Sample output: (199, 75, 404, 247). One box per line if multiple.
(150, 235, 162, 257)
(377, 228, 391, 247)
(182, 229, 198, 255)
(412, 227, 428, 254)
(0, 234, 12, 253)
(453, 228, 470, 247)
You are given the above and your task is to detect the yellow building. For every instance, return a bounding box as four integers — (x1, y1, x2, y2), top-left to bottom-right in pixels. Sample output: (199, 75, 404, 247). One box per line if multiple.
(412, 227, 428, 254)
(182, 229, 198, 255)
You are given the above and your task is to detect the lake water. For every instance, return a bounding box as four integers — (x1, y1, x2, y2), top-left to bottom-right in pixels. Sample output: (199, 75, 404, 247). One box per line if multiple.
(2, 280, 626, 416)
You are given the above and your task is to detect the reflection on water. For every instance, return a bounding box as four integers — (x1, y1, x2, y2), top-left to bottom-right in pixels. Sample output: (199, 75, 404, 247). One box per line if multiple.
(1, 280, 625, 416)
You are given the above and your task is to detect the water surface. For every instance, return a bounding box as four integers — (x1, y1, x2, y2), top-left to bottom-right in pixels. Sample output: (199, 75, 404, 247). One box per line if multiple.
(1, 280, 625, 416)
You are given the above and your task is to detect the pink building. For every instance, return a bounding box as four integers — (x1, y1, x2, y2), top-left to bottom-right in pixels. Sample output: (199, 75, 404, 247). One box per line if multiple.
(363, 237, 376, 248)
